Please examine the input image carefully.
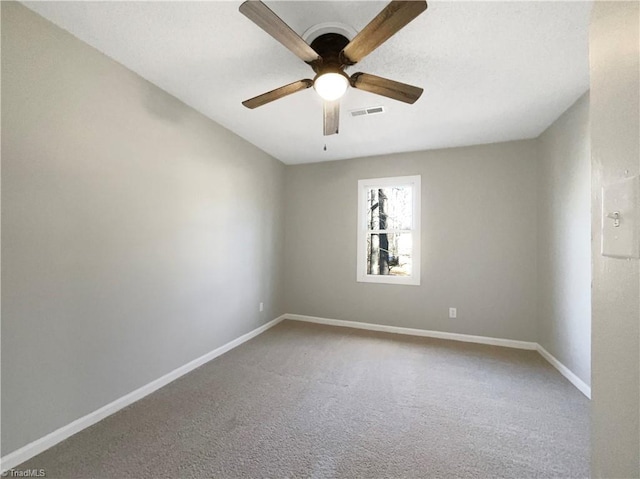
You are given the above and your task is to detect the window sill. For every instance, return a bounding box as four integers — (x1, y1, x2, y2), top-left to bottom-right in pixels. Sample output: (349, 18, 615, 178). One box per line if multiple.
(356, 275, 420, 286)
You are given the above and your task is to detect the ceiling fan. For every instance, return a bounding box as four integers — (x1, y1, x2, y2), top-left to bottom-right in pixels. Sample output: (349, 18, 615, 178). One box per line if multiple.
(239, 0, 428, 136)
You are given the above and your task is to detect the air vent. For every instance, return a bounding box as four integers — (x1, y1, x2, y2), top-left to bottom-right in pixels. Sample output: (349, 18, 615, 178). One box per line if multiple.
(350, 106, 385, 117)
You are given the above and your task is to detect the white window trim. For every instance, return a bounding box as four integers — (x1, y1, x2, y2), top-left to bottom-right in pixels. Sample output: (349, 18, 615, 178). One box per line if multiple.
(356, 175, 421, 286)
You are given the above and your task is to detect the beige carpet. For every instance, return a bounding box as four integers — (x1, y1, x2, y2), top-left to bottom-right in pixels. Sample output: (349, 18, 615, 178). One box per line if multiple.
(18, 320, 589, 478)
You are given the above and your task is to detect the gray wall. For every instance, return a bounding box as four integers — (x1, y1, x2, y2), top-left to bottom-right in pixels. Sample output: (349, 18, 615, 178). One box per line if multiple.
(589, 1, 640, 476)
(1, 2, 285, 456)
(537, 93, 591, 386)
(284, 141, 539, 342)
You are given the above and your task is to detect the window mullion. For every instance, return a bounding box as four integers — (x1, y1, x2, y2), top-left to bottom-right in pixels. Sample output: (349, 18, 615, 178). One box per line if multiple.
(366, 229, 412, 235)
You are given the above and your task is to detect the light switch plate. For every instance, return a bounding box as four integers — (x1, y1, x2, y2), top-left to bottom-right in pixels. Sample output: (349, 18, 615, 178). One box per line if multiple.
(602, 176, 639, 259)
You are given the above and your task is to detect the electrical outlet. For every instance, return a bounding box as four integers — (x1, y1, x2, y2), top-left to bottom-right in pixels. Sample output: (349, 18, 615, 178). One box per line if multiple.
(259, 302, 264, 312)
(449, 307, 457, 319)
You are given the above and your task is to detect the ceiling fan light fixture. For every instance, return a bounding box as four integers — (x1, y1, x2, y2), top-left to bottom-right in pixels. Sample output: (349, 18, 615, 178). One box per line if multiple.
(239, 0, 428, 135)
(314, 72, 349, 101)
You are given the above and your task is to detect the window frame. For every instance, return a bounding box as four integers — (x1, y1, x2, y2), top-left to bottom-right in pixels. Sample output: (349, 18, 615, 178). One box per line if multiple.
(356, 175, 421, 286)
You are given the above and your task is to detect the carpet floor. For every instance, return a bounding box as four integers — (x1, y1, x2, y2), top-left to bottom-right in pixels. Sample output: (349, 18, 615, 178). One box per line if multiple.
(18, 320, 590, 478)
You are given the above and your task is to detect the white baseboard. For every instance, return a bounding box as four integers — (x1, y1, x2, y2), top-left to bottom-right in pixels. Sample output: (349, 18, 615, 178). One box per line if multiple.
(285, 314, 590, 399)
(0, 315, 286, 472)
(536, 345, 591, 398)
(284, 314, 538, 350)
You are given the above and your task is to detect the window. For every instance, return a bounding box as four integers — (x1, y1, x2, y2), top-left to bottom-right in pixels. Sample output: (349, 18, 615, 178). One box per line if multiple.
(357, 175, 421, 285)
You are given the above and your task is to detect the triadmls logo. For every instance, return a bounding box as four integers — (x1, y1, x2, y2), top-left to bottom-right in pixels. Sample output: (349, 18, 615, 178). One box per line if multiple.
(1, 469, 46, 478)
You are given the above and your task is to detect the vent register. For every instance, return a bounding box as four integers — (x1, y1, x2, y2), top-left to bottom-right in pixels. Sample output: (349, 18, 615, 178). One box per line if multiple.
(350, 106, 385, 117)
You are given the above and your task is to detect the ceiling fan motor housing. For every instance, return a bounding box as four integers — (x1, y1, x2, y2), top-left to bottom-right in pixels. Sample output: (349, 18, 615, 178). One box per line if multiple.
(309, 33, 352, 74)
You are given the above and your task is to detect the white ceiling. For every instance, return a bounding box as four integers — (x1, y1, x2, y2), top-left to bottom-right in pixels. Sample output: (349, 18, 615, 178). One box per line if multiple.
(24, 1, 592, 165)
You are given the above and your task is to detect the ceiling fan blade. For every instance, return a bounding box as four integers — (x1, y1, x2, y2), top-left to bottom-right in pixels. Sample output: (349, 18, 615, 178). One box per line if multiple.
(242, 79, 313, 109)
(341, 1, 427, 65)
(323, 100, 340, 136)
(351, 72, 423, 104)
(239, 1, 320, 63)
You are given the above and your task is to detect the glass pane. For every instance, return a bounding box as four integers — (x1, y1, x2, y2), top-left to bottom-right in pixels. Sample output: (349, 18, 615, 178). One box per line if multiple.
(366, 233, 413, 276)
(367, 186, 413, 231)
